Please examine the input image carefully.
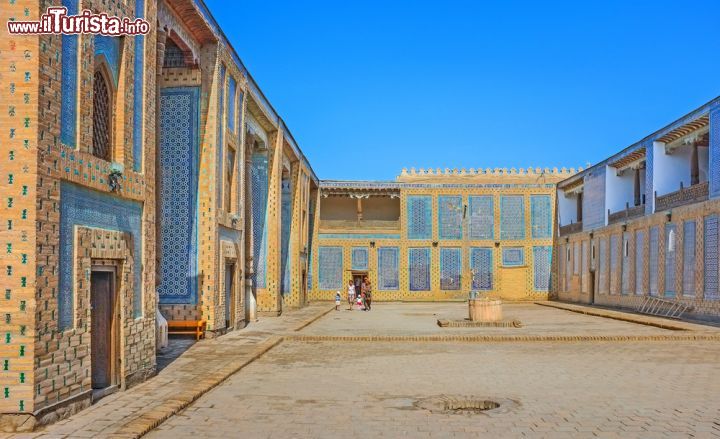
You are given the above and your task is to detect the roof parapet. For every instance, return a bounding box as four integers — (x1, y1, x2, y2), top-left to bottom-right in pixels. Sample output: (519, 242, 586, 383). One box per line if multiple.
(398, 167, 582, 177)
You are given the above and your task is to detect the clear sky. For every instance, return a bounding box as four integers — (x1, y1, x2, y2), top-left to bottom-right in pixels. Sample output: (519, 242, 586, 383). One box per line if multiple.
(205, 0, 720, 181)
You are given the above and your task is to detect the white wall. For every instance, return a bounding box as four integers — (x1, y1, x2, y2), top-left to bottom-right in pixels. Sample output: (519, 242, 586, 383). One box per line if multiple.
(558, 189, 578, 227)
(653, 141, 691, 197)
(605, 165, 636, 214)
(699, 147, 709, 183)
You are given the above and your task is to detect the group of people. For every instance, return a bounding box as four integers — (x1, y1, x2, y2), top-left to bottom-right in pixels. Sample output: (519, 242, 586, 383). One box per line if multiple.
(334, 277, 373, 311)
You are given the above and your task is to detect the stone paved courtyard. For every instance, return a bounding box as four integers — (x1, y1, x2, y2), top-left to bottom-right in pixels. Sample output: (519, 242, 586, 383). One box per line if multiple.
(146, 303, 720, 438)
(300, 303, 675, 336)
(19, 302, 720, 438)
(148, 339, 720, 439)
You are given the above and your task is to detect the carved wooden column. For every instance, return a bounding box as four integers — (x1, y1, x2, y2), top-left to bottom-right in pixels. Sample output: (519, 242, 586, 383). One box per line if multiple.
(691, 143, 699, 186)
(634, 167, 641, 206)
(576, 191, 583, 222)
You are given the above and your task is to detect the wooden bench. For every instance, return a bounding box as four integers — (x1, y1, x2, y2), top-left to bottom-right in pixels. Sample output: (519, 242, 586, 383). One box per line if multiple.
(167, 320, 206, 341)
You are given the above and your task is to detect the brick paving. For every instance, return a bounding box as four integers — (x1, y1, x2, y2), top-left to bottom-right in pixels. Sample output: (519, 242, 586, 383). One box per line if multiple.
(147, 302, 720, 439)
(299, 302, 717, 337)
(13, 303, 334, 438)
(15, 302, 720, 438)
(535, 301, 720, 332)
(148, 339, 720, 439)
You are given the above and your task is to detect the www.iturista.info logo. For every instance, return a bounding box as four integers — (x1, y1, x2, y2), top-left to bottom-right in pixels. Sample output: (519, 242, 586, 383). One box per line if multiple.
(7, 7, 150, 35)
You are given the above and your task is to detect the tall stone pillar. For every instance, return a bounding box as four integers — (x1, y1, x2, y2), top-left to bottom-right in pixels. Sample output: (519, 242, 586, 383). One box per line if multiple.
(257, 130, 284, 315)
(154, 29, 167, 288)
(244, 137, 257, 322)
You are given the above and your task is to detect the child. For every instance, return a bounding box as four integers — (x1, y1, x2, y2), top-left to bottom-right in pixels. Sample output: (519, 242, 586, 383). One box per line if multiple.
(335, 291, 341, 311)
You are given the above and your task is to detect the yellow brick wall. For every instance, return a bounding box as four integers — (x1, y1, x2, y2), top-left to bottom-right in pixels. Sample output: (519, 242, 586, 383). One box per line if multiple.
(0, 0, 40, 416)
(308, 170, 570, 302)
(557, 197, 720, 319)
(0, 0, 159, 421)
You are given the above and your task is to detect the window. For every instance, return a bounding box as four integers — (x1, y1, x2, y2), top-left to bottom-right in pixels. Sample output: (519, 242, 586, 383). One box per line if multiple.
(164, 38, 189, 68)
(92, 69, 112, 161)
(224, 144, 236, 213)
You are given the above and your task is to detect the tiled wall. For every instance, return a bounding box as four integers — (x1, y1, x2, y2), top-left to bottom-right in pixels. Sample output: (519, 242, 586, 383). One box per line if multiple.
(557, 199, 720, 320)
(1, 0, 40, 417)
(1, 0, 318, 426)
(158, 87, 200, 305)
(251, 152, 269, 289)
(409, 248, 431, 291)
(309, 182, 558, 301)
(0, 0, 161, 421)
(318, 246, 343, 290)
(351, 247, 369, 271)
(407, 195, 432, 239)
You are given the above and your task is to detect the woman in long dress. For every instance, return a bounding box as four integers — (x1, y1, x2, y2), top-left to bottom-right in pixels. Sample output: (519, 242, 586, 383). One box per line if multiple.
(347, 280, 355, 310)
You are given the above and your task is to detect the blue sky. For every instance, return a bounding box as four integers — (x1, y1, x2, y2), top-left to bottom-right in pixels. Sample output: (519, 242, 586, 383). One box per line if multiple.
(206, 0, 720, 181)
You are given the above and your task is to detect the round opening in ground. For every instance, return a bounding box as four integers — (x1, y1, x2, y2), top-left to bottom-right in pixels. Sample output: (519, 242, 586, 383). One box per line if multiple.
(444, 399, 500, 413)
(414, 395, 516, 415)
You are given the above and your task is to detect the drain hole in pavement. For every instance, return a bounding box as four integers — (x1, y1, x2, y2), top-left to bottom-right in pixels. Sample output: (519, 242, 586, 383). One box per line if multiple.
(443, 399, 499, 413)
(414, 396, 516, 415)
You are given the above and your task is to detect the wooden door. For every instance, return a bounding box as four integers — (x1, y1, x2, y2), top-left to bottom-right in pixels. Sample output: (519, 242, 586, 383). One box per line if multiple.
(225, 264, 234, 328)
(91, 270, 114, 389)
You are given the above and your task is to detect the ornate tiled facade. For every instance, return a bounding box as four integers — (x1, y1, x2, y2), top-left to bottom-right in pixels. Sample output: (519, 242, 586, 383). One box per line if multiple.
(407, 195, 432, 240)
(318, 247, 342, 290)
(158, 87, 199, 304)
(5, 0, 720, 431)
(439, 248, 462, 290)
(351, 247, 369, 271)
(468, 195, 494, 239)
(409, 248, 431, 291)
(58, 183, 143, 328)
(500, 195, 525, 240)
(533, 246, 552, 291)
(470, 247, 493, 290)
(0, 0, 317, 429)
(556, 97, 720, 321)
(309, 169, 571, 302)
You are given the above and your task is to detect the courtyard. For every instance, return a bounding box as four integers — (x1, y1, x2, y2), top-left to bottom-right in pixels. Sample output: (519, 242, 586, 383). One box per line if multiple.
(26, 302, 720, 438)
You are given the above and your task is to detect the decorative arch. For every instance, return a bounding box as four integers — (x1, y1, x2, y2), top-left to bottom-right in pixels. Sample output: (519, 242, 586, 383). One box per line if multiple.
(163, 31, 197, 68)
(92, 59, 115, 161)
(94, 35, 121, 86)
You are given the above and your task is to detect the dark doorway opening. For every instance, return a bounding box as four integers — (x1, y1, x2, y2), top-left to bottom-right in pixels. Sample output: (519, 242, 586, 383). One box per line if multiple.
(90, 267, 119, 396)
(352, 271, 368, 293)
(301, 270, 307, 306)
(225, 263, 235, 329)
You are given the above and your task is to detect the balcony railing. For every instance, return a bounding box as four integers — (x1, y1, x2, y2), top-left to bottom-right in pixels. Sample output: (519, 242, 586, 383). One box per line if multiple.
(655, 181, 709, 212)
(559, 221, 582, 236)
(608, 203, 646, 225)
(319, 219, 400, 231)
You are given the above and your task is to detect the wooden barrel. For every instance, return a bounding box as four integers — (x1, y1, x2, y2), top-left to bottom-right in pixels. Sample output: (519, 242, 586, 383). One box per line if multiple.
(468, 299, 502, 322)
